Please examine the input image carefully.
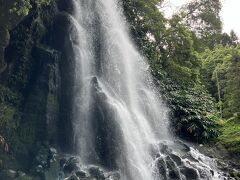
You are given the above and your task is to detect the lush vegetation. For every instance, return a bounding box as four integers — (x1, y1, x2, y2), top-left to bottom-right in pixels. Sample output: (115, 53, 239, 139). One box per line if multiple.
(123, 0, 240, 152)
(200, 45, 240, 153)
(0, 1, 239, 174)
(10, 0, 52, 16)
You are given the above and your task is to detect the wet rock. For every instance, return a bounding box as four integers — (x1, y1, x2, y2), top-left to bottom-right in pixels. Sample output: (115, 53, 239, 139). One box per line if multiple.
(88, 166, 105, 180)
(166, 156, 181, 180)
(159, 143, 172, 154)
(198, 169, 209, 179)
(58, 171, 65, 179)
(35, 165, 44, 174)
(32, 46, 60, 64)
(174, 140, 191, 153)
(170, 153, 182, 166)
(0, 169, 17, 179)
(89, 76, 123, 169)
(52, 12, 74, 52)
(180, 166, 199, 180)
(57, 0, 74, 13)
(0, 159, 3, 170)
(50, 147, 57, 154)
(51, 11, 76, 151)
(76, 170, 88, 178)
(49, 147, 58, 163)
(35, 154, 48, 167)
(17, 171, 26, 177)
(0, 27, 10, 48)
(182, 154, 199, 163)
(68, 174, 80, 180)
(210, 169, 214, 176)
(155, 157, 167, 179)
(63, 157, 80, 174)
(60, 158, 67, 169)
(105, 171, 121, 180)
(230, 169, 240, 179)
(0, 27, 10, 71)
(217, 161, 228, 170)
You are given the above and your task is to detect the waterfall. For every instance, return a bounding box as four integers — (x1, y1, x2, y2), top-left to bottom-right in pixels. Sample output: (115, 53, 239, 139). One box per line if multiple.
(65, 0, 226, 180)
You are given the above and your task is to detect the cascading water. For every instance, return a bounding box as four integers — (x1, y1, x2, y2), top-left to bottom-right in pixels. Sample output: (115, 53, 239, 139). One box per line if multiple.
(65, 0, 227, 179)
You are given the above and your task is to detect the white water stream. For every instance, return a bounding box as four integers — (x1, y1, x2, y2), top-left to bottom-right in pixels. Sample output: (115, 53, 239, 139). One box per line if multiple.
(66, 0, 227, 179)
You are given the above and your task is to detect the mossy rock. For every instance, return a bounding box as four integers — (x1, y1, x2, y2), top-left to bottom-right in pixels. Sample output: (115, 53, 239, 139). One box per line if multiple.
(0, 169, 17, 180)
(0, 159, 3, 170)
(0, 27, 10, 48)
(57, 0, 74, 13)
(15, 176, 33, 180)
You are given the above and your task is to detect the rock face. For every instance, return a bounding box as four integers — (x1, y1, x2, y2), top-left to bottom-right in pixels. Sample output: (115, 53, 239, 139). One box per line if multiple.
(1, 0, 79, 150)
(50, 11, 76, 151)
(0, 27, 10, 72)
(23, 152, 121, 180)
(87, 77, 124, 169)
(0, 0, 28, 73)
(152, 140, 233, 180)
(0, 0, 78, 174)
(58, 156, 120, 180)
(23, 45, 61, 144)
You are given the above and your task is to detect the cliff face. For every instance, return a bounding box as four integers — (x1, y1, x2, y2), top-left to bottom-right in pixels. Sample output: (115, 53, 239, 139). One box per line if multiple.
(0, 0, 26, 72)
(0, 0, 76, 173)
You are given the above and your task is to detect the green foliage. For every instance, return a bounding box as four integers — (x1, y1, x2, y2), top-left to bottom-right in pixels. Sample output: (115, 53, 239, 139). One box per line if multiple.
(163, 15, 200, 85)
(200, 44, 240, 152)
(217, 116, 240, 154)
(154, 72, 219, 142)
(7, 11, 47, 92)
(0, 0, 238, 163)
(35, 0, 52, 7)
(122, 0, 165, 58)
(8, 24, 33, 91)
(223, 50, 240, 117)
(10, 0, 32, 16)
(200, 45, 240, 118)
(200, 46, 232, 99)
(179, 0, 222, 50)
(0, 86, 21, 139)
(122, 0, 220, 142)
(0, 103, 18, 138)
(10, 0, 52, 16)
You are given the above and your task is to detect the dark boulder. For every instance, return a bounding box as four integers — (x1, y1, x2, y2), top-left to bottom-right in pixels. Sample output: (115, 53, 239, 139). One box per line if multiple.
(57, 0, 75, 13)
(0, 169, 17, 180)
(68, 174, 79, 180)
(51, 12, 75, 52)
(63, 157, 80, 175)
(76, 170, 88, 178)
(180, 166, 199, 180)
(166, 156, 181, 180)
(170, 153, 182, 166)
(105, 171, 121, 180)
(86, 76, 124, 169)
(50, 12, 76, 151)
(155, 157, 167, 179)
(88, 166, 105, 180)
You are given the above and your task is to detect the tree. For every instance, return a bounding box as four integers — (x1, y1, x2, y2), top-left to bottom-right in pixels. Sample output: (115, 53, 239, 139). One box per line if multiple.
(179, 0, 222, 50)
(122, 0, 219, 141)
(223, 48, 240, 118)
(200, 45, 240, 118)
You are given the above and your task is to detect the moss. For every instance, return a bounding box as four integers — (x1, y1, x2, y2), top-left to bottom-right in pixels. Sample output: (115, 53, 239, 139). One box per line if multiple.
(0, 85, 21, 143)
(0, 0, 59, 174)
(0, 86, 26, 170)
(217, 117, 240, 154)
(0, 103, 17, 135)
